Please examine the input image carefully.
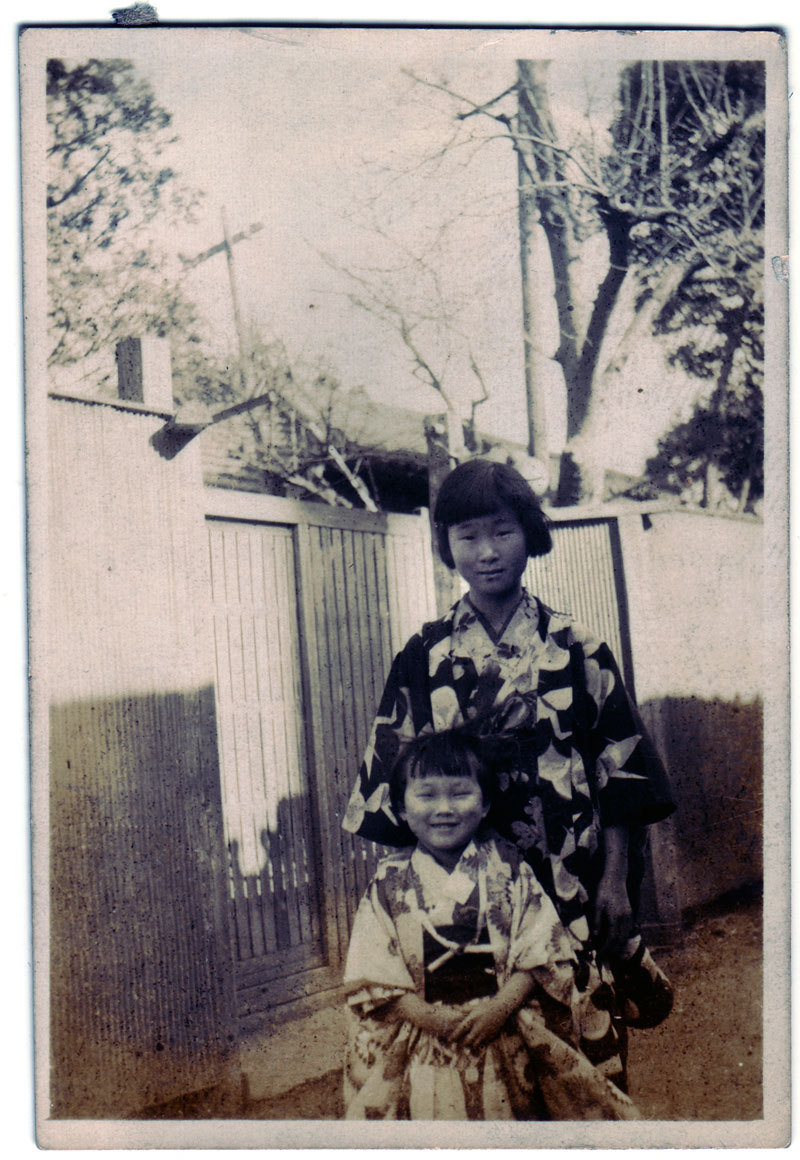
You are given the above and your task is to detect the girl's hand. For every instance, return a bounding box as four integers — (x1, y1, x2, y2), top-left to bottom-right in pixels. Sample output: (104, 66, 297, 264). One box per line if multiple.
(594, 824, 633, 955)
(451, 997, 510, 1048)
(420, 1005, 464, 1040)
(593, 873, 633, 955)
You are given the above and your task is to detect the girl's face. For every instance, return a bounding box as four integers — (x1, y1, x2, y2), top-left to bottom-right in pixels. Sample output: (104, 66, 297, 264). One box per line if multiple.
(399, 769, 489, 870)
(447, 507, 528, 602)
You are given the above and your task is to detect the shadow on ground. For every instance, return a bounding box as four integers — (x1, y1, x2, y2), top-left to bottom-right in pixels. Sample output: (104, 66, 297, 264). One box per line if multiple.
(245, 893, 763, 1122)
(148, 892, 763, 1122)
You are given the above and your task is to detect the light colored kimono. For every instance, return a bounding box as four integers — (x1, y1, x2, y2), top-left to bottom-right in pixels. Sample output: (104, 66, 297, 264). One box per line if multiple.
(343, 835, 639, 1121)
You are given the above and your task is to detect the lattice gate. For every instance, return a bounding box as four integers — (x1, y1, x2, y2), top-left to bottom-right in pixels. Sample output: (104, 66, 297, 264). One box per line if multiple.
(204, 491, 436, 1024)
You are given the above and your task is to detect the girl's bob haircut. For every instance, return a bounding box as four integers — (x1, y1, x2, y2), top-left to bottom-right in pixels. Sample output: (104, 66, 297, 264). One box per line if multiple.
(389, 728, 494, 822)
(433, 458, 552, 569)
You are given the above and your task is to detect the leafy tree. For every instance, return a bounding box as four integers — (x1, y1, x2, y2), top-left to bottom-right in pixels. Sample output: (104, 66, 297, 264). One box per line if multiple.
(410, 59, 765, 502)
(643, 379, 763, 512)
(46, 57, 203, 367)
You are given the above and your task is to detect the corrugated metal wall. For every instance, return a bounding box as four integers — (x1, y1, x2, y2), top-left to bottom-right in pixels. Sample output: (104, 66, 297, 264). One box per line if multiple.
(525, 518, 632, 687)
(47, 397, 237, 1117)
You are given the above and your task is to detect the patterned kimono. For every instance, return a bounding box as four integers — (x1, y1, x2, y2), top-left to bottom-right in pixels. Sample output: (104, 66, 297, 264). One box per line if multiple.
(343, 836, 639, 1120)
(343, 591, 675, 952)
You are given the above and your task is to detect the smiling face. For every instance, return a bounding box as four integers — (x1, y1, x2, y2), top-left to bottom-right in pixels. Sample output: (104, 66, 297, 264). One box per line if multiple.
(399, 769, 489, 870)
(447, 507, 529, 605)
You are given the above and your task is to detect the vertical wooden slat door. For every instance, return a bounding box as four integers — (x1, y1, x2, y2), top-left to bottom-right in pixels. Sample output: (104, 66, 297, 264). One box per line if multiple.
(207, 518, 326, 1017)
(205, 496, 437, 1021)
(294, 522, 399, 961)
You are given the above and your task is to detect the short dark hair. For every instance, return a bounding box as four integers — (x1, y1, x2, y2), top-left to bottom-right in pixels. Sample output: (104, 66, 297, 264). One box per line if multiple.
(389, 728, 495, 820)
(433, 458, 552, 568)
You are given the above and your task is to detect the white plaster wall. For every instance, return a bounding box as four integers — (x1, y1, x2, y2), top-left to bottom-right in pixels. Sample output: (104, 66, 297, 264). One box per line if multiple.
(618, 511, 763, 706)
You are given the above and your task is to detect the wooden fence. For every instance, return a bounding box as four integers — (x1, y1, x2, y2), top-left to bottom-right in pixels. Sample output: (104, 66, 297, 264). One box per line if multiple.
(203, 489, 436, 1024)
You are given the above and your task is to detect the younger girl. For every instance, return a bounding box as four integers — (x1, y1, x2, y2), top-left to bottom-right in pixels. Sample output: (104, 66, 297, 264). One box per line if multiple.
(343, 458, 676, 1088)
(343, 729, 639, 1120)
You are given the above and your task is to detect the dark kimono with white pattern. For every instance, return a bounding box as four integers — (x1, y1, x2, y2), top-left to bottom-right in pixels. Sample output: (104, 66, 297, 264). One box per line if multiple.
(343, 591, 675, 955)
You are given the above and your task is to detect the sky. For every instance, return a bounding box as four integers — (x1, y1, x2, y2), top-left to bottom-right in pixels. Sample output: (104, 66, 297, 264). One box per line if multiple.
(137, 32, 546, 443)
(45, 27, 721, 473)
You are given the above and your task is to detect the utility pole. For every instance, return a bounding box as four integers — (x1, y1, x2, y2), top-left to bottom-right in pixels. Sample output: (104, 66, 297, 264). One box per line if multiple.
(169, 216, 379, 510)
(516, 147, 550, 464)
(179, 211, 264, 397)
(513, 61, 555, 491)
(221, 208, 254, 397)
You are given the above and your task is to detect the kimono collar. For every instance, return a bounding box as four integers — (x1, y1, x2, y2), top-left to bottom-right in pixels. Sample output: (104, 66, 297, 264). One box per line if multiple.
(453, 588, 546, 644)
(411, 840, 482, 907)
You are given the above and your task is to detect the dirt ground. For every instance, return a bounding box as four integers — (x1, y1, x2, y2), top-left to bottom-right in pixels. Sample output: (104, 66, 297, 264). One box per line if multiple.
(626, 895, 762, 1120)
(243, 894, 763, 1122)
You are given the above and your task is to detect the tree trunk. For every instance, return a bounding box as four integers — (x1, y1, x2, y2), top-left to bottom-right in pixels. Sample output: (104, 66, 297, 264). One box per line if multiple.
(554, 263, 692, 506)
(515, 61, 633, 504)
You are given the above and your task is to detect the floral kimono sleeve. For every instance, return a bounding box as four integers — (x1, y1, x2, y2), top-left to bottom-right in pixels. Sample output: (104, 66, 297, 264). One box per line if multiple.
(343, 866, 417, 1018)
(507, 861, 577, 1004)
(575, 634, 675, 830)
(342, 632, 434, 847)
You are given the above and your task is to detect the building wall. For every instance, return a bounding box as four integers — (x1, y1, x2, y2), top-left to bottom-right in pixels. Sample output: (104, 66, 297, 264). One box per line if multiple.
(618, 510, 763, 911)
(46, 395, 238, 1117)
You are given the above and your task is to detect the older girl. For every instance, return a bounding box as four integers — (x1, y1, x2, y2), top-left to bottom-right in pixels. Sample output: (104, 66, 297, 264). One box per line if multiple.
(343, 458, 675, 1089)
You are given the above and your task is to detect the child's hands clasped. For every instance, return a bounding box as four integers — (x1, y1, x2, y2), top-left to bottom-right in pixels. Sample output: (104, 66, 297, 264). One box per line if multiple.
(389, 993, 464, 1040)
(418, 1004, 465, 1041)
(450, 970, 536, 1048)
(450, 996, 511, 1047)
(392, 971, 535, 1047)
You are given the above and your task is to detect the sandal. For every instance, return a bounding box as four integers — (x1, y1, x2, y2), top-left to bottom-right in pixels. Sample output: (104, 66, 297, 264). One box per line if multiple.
(609, 940, 674, 1029)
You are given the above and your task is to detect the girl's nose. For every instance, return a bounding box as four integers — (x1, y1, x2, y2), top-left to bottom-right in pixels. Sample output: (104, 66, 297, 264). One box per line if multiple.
(477, 537, 499, 560)
(431, 796, 456, 814)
